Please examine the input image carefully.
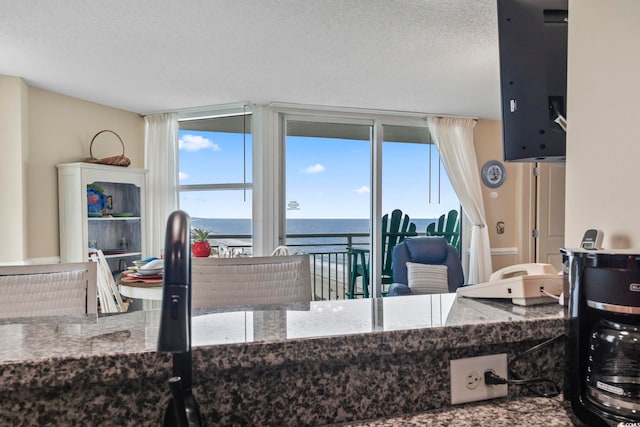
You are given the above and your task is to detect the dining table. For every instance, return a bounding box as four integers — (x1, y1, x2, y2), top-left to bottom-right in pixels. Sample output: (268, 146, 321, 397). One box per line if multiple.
(117, 269, 163, 302)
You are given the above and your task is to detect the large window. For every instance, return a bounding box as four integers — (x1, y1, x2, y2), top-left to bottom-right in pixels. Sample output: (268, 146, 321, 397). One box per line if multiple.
(178, 113, 253, 248)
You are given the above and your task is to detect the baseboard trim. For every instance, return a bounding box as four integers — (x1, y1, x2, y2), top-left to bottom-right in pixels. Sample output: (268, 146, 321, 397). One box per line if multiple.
(491, 247, 518, 255)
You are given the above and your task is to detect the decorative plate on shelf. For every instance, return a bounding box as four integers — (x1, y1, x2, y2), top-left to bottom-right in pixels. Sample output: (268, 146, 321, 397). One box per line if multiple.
(88, 212, 103, 218)
(111, 212, 134, 217)
(87, 184, 112, 214)
(481, 160, 506, 188)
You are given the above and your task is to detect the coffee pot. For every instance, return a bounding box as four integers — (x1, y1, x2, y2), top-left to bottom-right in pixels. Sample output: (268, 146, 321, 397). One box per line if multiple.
(566, 249, 640, 426)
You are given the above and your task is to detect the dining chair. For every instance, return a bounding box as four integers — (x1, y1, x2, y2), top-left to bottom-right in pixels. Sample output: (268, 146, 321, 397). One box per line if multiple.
(191, 254, 312, 308)
(0, 262, 97, 318)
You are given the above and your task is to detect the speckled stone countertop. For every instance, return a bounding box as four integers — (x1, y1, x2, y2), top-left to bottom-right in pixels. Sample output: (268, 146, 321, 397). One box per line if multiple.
(0, 294, 565, 365)
(0, 294, 568, 426)
(333, 397, 585, 426)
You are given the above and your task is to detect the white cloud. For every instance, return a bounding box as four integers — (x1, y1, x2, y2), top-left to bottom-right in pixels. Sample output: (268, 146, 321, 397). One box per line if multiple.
(179, 134, 221, 152)
(303, 164, 325, 174)
(178, 172, 189, 181)
(355, 186, 370, 194)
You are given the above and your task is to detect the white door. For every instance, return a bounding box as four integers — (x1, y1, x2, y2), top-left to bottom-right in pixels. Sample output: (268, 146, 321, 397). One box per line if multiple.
(535, 163, 566, 271)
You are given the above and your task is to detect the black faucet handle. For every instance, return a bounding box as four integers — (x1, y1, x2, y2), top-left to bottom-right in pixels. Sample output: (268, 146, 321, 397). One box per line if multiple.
(158, 284, 190, 353)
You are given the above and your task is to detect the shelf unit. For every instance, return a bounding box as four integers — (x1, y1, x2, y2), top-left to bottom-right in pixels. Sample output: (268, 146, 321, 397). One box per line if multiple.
(57, 162, 147, 272)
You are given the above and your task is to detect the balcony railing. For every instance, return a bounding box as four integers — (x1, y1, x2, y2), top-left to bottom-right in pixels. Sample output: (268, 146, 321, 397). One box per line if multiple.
(288, 232, 371, 301)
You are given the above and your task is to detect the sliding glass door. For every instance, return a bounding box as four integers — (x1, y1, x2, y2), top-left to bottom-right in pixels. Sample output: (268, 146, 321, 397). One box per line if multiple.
(285, 119, 372, 299)
(284, 115, 459, 299)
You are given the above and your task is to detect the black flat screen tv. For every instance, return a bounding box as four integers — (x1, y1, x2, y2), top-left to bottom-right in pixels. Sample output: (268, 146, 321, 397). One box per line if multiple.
(497, 0, 568, 162)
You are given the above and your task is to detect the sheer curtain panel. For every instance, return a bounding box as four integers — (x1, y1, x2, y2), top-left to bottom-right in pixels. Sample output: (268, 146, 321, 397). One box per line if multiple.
(144, 113, 179, 258)
(427, 116, 492, 284)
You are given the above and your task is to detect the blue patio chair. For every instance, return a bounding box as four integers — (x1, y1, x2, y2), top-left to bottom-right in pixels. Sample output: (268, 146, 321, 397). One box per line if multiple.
(387, 236, 464, 296)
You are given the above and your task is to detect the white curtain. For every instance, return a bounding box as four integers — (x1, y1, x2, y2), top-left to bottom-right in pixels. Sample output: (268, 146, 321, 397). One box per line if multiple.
(427, 116, 492, 284)
(144, 113, 179, 258)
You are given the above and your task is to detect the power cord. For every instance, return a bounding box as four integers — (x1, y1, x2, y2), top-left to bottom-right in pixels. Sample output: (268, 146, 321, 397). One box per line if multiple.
(540, 288, 561, 300)
(484, 370, 559, 390)
(484, 334, 565, 398)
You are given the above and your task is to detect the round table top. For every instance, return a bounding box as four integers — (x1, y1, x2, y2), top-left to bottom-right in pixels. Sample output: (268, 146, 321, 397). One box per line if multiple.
(118, 283, 163, 300)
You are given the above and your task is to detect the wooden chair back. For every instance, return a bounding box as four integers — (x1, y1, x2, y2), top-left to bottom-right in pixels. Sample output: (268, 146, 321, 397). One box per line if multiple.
(426, 209, 461, 253)
(381, 209, 417, 284)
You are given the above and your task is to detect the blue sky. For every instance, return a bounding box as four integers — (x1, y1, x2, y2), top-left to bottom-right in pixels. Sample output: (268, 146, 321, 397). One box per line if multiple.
(178, 130, 459, 220)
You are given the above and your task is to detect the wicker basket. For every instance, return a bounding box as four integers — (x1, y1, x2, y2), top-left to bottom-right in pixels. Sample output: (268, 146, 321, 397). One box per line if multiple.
(84, 130, 131, 167)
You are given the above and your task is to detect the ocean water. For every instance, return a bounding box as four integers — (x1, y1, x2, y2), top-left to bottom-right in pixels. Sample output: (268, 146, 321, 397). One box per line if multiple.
(192, 217, 437, 253)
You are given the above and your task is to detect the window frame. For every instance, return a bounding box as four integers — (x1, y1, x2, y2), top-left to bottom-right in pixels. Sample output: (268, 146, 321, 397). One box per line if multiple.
(173, 103, 461, 297)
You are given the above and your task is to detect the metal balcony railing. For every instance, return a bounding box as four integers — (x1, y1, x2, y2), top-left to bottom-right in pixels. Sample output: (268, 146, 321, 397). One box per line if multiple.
(288, 232, 371, 301)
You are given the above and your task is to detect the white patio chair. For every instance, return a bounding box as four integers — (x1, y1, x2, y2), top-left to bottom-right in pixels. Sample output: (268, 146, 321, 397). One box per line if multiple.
(0, 262, 97, 318)
(191, 254, 312, 308)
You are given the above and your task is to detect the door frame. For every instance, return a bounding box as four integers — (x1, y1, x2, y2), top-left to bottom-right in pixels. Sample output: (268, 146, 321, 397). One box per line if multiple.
(517, 162, 566, 269)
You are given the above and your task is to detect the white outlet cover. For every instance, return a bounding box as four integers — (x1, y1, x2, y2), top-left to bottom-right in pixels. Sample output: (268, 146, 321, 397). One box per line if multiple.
(450, 353, 508, 405)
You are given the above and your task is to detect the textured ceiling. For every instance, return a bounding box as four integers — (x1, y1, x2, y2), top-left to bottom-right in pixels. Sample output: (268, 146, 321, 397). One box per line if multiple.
(0, 0, 501, 119)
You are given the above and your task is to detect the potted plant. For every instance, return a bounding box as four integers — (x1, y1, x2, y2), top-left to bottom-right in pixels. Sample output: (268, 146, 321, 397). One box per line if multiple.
(191, 228, 212, 257)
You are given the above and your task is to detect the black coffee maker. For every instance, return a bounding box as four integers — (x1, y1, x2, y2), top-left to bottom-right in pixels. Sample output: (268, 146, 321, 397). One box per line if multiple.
(566, 249, 640, 426)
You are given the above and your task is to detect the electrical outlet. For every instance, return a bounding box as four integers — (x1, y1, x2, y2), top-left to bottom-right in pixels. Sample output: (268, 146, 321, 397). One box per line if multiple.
(450, 353, 508, 404)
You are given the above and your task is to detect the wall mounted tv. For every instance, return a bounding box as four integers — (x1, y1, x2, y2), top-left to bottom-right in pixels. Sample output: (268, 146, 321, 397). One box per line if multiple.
(497, 0, 568, 162)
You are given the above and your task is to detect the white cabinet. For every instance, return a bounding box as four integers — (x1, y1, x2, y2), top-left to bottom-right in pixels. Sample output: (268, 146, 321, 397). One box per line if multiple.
(57, 162, 147, 272)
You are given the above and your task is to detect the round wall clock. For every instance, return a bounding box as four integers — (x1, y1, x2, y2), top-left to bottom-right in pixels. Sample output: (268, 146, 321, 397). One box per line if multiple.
(481, 160, 506, 188)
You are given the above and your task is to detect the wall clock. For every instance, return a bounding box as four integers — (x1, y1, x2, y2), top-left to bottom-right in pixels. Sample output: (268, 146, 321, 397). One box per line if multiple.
(481, 160, 506, 188)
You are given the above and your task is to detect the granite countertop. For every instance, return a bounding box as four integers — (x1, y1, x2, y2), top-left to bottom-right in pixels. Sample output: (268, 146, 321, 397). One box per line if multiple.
(0, 294, 569, 426)
(0, 294, 566, 364)
(333, 397, 584, 427)
(0, 294, 566, 398)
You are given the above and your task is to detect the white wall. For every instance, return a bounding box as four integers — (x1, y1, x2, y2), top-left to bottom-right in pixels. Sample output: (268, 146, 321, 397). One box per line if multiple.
(0, 76, 28, 263)
(0, 76, 144, 264)
(565, 0, 640, 249)
(27, 87, 144, 261)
